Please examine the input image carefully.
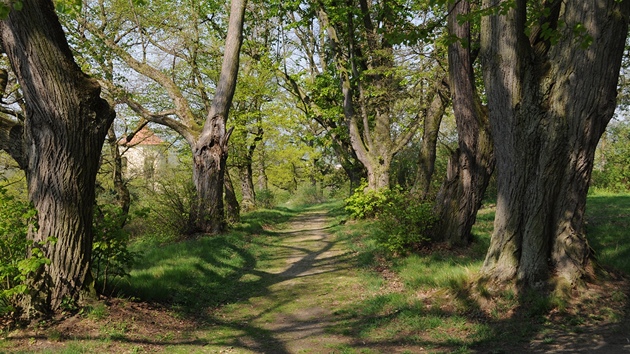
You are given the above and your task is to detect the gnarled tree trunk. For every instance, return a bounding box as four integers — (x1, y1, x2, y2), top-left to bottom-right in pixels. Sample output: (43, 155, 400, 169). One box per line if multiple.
(433, 0, 495, 246)
(0, 0, 115, 315)
(480, 0, 630, 288)
(191, 0, 246, 233)
(224, 168, 240, 224)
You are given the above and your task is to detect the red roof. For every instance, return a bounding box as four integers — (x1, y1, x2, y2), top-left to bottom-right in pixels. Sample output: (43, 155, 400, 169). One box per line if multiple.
(121, 127, 164, 146)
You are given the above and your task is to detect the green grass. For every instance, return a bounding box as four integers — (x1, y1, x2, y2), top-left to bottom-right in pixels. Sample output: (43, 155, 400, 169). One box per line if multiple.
(111, 207, 298, 314)
(585, 192, 630, 273)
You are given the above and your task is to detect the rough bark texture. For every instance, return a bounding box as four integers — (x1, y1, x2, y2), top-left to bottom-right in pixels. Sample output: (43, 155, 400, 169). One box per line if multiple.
(224, 168, 240, 224)
(433, 0, 495, 246)
(191, 0, 246, 233)
(480, 0, 630, 288)
(0, 0, 115, 315)
(412, 78, 448, 199)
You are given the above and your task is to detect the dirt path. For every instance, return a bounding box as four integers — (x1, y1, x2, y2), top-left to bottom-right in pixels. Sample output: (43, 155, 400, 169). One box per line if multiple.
(222, 210, 362, 353)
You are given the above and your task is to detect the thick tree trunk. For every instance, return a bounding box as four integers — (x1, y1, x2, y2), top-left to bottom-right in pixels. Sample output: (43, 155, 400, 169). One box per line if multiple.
(0, 0, 115, 315)
(365, 159, 391, 190)
(480, 0, 630, 288)
(224, 168, 240, 224)
(193, 119, 230, 234)
(191, 0, 245, 233)
(433, 0, 495, 246)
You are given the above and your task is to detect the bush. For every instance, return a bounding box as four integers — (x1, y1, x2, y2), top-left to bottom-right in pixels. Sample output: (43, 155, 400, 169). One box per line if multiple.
(345, 182, 437, 254)
(376, 193, 436, 254)
(344, 181, 389, 219)
(0, 188, 47, 314)
(256, 189, 276, 209)
(92, 204, 138, 295)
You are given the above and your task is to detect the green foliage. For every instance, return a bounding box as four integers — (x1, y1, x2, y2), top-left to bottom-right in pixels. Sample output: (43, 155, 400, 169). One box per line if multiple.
(255, 189, 275, 209)
(376, 195, 436, 254)
(286, 184, 327, 207)
(0, 1, 22, 18)
(92, 204, 137, 295)
(344, 182, 389, 219)
(345, 182, 437, 254)
(136, 169, 197, 237)
(54, 0, 82, 14)
(591, 120, 630, 192)
(0, 188, 46, 314)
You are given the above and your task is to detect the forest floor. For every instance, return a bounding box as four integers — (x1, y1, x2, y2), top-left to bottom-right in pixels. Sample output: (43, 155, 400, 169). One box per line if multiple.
(2, 206, 630, 353)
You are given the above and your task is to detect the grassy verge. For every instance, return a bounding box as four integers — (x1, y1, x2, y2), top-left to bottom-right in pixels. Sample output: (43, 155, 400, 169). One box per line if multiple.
(326, 194, 630, 353)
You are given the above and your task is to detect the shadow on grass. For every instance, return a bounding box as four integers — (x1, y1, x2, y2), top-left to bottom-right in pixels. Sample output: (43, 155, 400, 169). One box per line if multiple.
(93, 207, 353, 353)
(320, 194, 630, 353)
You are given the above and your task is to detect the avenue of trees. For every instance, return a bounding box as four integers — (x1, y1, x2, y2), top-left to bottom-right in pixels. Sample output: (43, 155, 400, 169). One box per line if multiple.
(0, 0, 629, 316)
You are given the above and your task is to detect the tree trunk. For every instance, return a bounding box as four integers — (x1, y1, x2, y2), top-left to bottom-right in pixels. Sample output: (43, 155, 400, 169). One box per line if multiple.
(365, 158, 391, 190)
(433, 0, 495, 247)
(191, 0, 246, 233)
(224, 168, 240, 224)
(412, 78, 448, 199)
(480, 0, 630, 288)
(107, 126, 130, 220)
(239, 164, 256, 212)
(256, 148, 269, 191)
(0, 0, 115, 315)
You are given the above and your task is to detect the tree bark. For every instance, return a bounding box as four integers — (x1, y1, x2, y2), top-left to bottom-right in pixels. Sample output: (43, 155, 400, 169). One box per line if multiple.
(224, 168, 240, 224)
(480, 0, 630, 288)
(191, 0, 246, 233)
(412, 78, 449, 199)
(107, 126, 130, 220)
(433, 0, 495, 246)
(239, 164, 256, 211)
(0, 0, 115, 315)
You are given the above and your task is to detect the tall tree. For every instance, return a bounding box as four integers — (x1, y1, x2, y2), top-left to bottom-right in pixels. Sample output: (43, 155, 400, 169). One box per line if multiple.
(68, 0, 247, 233)
(320, 1, 425, 190)
(480, 0, 630, 288)
(191, 0, 246, 233)
(0, 1, 115, 314)
(433, 0, 495, 246)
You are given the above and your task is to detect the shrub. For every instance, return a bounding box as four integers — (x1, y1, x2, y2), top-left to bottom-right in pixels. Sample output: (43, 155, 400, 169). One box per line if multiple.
(92, 204, 138, 295)
(256, 189, 276, 209)
(376, 193, 436, 254)
(345, 182, 437, 254)
(0, 188, 48, 314)
(344, 181, 389, 219)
